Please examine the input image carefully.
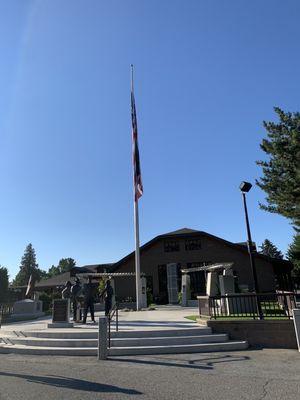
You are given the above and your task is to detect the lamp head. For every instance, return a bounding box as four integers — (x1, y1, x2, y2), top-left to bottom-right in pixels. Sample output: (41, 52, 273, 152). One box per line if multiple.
(239, 181, 252, 193)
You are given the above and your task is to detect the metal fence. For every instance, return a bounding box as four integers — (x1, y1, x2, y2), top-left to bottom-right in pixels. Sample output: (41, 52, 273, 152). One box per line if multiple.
(0, 303, 14, 327)
(198, 292, 296, 320)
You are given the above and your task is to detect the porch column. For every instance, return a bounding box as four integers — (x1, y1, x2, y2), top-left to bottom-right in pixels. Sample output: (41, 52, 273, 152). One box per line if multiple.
(167, 263, 179, 304)
(181, 273, 191, 307)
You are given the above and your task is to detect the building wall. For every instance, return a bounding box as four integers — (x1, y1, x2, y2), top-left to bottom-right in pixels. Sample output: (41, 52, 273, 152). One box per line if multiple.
(113, 234, 276, 301)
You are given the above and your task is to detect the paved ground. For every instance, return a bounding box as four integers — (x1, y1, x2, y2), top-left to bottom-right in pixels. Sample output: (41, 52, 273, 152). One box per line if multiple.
(0, 348, 299, 400)
(1, 305, 199, 334)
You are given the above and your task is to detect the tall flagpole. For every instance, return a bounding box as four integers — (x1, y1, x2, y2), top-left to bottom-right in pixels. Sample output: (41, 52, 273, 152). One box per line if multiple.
(131, 65, 141, 311)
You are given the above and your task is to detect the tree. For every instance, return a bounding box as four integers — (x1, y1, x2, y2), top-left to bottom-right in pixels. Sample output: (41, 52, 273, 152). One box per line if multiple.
(0, 266, 9, 303)
(46, 258, 76, 278)
(287, 234, 300, 278)
(259, 239, 283, 259)
(256, 107, 300, 230)
(13, 243, 45, 286)
(57, 258, 76, 274)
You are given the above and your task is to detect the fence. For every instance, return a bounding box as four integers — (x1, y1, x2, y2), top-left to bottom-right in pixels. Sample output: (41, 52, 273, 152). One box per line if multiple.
(198, 292, 296, 320)
(0, 303, 14, 327)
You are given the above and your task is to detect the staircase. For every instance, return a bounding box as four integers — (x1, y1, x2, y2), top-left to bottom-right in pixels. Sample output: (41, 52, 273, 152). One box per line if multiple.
(0, 326, 248, 356)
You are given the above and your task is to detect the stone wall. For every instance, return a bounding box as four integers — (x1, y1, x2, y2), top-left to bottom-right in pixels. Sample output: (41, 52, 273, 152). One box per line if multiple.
(206, 320, 298, 349)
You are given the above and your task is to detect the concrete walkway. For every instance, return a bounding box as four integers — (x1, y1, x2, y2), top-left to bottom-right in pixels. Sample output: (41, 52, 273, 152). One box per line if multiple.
(1, 305, 199, 334)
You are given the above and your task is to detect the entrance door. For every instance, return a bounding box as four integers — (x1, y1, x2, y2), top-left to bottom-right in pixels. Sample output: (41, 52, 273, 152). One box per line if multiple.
(158, 264, 168, 304)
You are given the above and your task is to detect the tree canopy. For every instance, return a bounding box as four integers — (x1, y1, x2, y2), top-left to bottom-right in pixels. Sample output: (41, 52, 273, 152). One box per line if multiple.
(259, 239, 283, 259)
(46, 258, 76, 278)
(0, 266, 9, 303)
(256, 107, 300, 230)
(287, 234, 300, 278)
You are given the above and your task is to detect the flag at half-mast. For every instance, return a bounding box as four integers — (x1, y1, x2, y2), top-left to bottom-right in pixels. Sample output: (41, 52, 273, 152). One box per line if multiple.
(131, 86, 143, 201)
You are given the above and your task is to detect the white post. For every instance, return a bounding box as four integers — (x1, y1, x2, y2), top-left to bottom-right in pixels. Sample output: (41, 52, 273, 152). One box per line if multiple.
(292, 309, 300, 352)
(134, 200, 141, 310)
(98, 317, 108, 360)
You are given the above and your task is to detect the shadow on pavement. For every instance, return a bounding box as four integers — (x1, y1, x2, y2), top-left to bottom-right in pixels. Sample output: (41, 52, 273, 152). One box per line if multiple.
(0, 372, 142, 395)
(110, 354, 250, 370)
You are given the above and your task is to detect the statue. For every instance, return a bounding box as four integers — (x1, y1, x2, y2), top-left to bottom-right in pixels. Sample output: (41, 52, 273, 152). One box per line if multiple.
(100, 279, 114, 317)
(61, 281, 72, 299)
(70, 277, 82, 322)
(82, 276, 95, 324)
(25, 274, 35, 299)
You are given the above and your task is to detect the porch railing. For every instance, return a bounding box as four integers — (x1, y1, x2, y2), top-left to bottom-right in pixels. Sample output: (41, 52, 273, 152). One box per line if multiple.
(198, 292, 296, 320)
(0, 303, 14, 327)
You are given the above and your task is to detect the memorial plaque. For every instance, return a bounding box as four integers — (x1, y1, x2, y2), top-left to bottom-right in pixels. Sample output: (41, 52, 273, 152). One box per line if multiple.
(52, 299, 69, 323)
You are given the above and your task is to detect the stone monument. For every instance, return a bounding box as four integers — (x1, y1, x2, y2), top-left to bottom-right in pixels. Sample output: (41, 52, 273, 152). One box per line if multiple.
(48, 299, 73, 328)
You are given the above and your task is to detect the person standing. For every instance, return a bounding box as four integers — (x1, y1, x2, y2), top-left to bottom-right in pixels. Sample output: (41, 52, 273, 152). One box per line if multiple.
(70, 277, 82, 322)
(82, 276, 95, 324)
(100, 280, 114, 317)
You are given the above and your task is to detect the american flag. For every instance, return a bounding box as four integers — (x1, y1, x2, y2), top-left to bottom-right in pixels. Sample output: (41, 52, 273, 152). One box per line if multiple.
(131, 88, 143, 201)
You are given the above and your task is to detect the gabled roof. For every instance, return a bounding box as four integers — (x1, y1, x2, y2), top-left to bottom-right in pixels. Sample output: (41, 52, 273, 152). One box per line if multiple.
(111, 227, 292, 271)
(164, 228, 200, 236)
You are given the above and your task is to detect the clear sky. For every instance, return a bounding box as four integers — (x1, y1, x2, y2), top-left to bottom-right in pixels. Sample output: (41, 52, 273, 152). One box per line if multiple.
(0, 0, 299, 279)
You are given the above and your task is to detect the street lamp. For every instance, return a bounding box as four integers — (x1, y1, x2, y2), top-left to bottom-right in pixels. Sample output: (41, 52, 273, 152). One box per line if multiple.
(239, 181, 263, 319)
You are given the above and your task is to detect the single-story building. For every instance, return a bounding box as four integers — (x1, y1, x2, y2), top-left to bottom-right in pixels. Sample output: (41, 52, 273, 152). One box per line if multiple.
(15, 228, 293, 305)
(105, 228, 293, 303)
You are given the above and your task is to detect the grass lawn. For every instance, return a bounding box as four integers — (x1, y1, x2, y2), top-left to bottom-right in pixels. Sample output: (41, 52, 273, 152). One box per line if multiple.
(184, 315, 289, 321)
(184, 315, 199, 321)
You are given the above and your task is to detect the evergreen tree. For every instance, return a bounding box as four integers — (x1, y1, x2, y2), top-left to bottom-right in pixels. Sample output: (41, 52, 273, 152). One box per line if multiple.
(259, 239, 283, 259)
(256, 107, 300, 230)
(0, 266, 9, 303)
(287, 234, 300, 278)
(13, 244, 44, 286)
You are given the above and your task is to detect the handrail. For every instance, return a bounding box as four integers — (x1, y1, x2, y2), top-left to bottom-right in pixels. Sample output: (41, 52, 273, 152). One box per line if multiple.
(108, 302, 119, 348)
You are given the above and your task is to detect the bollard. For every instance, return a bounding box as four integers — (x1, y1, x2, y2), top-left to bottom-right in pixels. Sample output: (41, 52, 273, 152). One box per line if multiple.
(98, 316, 108, 360)
(292, 309, 300, 352)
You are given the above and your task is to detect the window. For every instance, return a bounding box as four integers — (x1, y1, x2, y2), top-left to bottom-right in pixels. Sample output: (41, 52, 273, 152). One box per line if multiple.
(164, 240, 180, 252)
(185, 238, 201, 251)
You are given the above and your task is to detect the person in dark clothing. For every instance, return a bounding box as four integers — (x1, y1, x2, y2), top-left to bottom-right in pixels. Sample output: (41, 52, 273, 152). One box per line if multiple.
(71, 277, 82, 322)
(100, 280, 114, 317)
(82, 276, 95, 324)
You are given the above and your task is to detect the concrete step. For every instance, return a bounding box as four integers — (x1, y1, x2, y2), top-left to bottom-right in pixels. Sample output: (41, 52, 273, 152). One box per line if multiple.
(0, 340, 248, 356)
(8, 327, 212, 340)
(111, 334, 228, 347)
(109, 341, 249, 356)
(8, 334, 228, 348)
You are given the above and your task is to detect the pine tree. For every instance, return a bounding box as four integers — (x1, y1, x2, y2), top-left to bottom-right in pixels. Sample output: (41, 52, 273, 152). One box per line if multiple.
(256, 107, 300, 230)
(287, 234, 300, 278)
(13, 244, 43, 286)
(259, 239, 284, 259)
(0, 266, 9, 303)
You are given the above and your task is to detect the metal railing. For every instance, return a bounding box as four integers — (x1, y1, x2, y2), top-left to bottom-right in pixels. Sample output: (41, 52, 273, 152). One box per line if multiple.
(0, 303, 14, 328)
(108, 302, 119, 348)
(199, 292, 296, 320)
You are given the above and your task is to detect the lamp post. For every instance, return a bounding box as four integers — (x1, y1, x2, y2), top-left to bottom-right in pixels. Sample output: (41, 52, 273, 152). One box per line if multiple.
(239, 181, 263, 320)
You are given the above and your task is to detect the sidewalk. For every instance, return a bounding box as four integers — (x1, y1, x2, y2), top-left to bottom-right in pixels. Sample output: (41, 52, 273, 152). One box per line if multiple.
(1, 305, 199, 334)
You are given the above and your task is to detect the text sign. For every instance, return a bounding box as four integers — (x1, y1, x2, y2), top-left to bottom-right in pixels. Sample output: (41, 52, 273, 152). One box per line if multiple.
(52, 299, 69, 323)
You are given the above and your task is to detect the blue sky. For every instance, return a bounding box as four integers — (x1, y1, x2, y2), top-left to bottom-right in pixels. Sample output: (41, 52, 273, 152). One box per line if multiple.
(0, 1, 299, 279)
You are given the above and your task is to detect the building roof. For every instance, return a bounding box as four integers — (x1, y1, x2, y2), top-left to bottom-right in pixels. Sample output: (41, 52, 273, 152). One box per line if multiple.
(111, 227, 293, 272)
